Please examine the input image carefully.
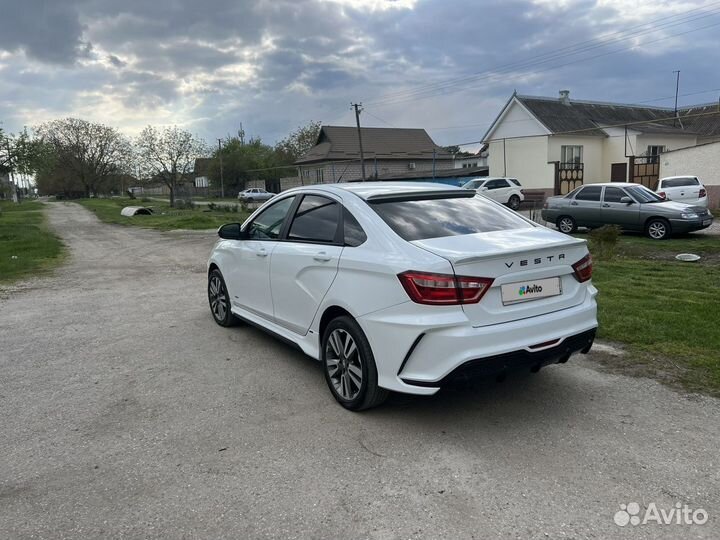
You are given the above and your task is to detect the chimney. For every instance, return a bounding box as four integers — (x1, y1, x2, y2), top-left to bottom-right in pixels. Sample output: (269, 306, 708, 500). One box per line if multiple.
(559, 89, 570, 105)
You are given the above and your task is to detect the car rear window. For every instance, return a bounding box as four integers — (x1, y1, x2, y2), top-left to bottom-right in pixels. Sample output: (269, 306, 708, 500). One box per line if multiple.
(508, 178, 521, 186)
(661, 177, 699, 188)
(370, 194, 531, 241)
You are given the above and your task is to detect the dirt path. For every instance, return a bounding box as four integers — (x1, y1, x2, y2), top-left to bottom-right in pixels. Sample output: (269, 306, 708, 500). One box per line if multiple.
(1, 202, 718, 538)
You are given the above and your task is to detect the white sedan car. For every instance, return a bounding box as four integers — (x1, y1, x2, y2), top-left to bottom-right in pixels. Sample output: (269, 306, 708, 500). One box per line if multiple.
(208, 183, 598, 410)
(656, 176, 709, 208)
(462, 177, 525, 210)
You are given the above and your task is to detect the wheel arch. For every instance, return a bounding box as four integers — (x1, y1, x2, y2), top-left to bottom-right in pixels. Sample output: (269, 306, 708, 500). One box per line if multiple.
(318, 305, 355, 342)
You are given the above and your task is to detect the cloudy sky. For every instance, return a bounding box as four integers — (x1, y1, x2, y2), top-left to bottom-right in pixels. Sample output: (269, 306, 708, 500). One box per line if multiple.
(1, 0, 719, 148)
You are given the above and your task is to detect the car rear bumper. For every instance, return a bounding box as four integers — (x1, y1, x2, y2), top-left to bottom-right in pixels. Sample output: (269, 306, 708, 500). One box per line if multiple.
(358, 286, 598, 395)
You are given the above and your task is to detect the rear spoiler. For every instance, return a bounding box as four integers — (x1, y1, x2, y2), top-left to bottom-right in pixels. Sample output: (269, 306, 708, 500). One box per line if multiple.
(366, 190, 475, 203)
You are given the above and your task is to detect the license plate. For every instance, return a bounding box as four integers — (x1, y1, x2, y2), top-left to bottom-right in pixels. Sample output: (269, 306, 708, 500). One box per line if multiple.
(501, 277, 562, 305)
(703, 219, 712, 226)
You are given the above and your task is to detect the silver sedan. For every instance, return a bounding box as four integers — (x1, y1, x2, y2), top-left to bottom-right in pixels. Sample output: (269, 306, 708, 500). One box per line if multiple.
(541, 182, 714, 240)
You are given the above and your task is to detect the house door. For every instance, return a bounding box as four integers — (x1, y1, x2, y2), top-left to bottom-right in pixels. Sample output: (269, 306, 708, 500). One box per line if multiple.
(610, 163, 627, 182)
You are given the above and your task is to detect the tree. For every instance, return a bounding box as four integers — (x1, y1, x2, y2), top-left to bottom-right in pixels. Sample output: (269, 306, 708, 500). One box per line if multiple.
(275, 121, 321, 162)
(135, 126, 208, 207)
(1, 127, 45, 200)
(35, 118, 131, 198)
(208, 136, 292, 194)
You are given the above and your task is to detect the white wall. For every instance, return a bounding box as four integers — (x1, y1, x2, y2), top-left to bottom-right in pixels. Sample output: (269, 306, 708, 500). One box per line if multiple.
(660, 142, 720, 186)
(636, 134, 697, 155)
(488, 136, 554, 189)
(488, 100, 548, 140)
(547, 135, 604, 184)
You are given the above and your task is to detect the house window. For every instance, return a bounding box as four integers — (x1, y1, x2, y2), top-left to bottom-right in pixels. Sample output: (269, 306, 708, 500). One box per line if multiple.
(561, 145, 583, 168)
(647, 145, 665, 163)
(315, 169, 324, 183)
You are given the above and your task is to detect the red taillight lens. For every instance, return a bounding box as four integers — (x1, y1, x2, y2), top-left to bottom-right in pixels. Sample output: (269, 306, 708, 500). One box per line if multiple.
(398, 271, 493, 305)
(572, 254, 593, 283)
(699, 188, 707, 198)
(657, 191, 666, 199)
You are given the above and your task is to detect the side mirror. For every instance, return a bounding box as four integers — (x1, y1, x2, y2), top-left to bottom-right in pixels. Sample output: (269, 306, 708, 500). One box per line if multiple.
(218, 223, 243, 240)
(620, 197, 633, 205)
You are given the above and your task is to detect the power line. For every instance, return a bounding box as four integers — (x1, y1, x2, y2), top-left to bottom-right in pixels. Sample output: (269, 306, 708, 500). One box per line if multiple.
(364, 7, 720, 108)
(445, 108, 720, 147)
(371, 2, 720, 103)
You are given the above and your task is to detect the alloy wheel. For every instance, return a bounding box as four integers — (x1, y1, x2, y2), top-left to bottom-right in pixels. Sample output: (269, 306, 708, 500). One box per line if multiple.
(559, 217, 574, 233)
(648, 221, 667, 239)
(325, 329, 363, 400)
(209, 275, 228, 321)
(509, 196, 520, 210)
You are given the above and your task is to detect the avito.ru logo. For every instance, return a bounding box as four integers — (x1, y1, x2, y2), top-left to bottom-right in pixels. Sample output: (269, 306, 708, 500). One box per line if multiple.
(519, 284, 543, 296)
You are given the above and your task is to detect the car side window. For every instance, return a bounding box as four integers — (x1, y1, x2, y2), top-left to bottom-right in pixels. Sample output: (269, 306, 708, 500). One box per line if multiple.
(508, 178, 521, 187)
(246, 196, 296, 240)
(575, 186, 602, 201)
(486, 179, 506, 190)
(287, 195, 340, 243)
(343, 207, 367, 247)
(603, 187, 626, 203)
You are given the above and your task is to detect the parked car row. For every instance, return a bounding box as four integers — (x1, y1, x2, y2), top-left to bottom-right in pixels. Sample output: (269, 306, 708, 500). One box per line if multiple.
(541, 182, 713, 239)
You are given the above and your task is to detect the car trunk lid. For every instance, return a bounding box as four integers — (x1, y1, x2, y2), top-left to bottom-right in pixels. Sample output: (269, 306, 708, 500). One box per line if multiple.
(412, 227, 590, 327)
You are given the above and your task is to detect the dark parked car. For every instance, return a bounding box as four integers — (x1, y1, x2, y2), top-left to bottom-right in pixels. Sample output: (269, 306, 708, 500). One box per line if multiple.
(541, 183, 713, 239)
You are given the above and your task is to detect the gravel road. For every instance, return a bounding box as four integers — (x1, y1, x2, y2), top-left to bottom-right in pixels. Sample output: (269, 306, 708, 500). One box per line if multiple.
(1, 202, 718, 539)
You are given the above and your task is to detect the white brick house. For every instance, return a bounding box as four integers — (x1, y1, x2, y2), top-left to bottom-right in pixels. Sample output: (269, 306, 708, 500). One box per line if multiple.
(483, 90, 720, 202)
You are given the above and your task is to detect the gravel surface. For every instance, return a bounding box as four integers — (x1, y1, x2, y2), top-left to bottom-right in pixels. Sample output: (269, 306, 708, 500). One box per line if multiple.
(1, 202, 718, 539)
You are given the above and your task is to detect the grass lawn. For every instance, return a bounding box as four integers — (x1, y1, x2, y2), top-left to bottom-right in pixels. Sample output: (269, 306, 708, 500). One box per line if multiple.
(0, 201, 65, 284)
(583, 232, 720, 396)
(77, 197, 251, 231)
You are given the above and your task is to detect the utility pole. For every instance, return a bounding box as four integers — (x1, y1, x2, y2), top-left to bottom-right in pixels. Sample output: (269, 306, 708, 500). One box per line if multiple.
(673, 70, 681, 126)
(352, 103, 367, 181)
(239, 123, 245, 146)
(217, 138, 225, 198)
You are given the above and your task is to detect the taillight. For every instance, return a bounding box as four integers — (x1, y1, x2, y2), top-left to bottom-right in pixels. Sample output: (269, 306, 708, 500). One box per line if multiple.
(397, 271, 493, 305)
(657, 191, 666, 199)
(699, 188, 707, 198)
(572, 254, 593, 283)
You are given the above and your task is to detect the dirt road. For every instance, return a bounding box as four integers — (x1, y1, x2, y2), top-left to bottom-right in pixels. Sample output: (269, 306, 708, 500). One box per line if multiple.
(1, 202, 718, 538)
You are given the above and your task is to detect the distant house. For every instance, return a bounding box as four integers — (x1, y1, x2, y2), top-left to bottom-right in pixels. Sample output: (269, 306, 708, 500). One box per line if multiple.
(483, 90, 720, 202)
(193, 157, 211, 188)
(295, 126, 453, 183)
(454, 144, 488, 169)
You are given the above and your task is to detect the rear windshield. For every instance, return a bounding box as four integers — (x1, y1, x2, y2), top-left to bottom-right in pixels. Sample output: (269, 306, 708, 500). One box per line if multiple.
(370, 194, 532, 241)
(661, 177, 699, 188)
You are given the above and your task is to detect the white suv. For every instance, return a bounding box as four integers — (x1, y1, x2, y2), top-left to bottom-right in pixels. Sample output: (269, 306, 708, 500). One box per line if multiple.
(656, 176, 708, 208)
(462, 177, 525, 210)
(208, 182, 598, 410)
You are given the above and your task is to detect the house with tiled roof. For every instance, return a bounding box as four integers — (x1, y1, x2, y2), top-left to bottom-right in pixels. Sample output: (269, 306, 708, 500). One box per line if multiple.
(483, 90, 720, 205)
(295, 126, 453, 183)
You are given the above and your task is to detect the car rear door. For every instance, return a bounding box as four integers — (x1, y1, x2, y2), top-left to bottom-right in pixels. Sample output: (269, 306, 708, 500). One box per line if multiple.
(269, 194, 343, 335)
(659, 177, 702, 203)
(227, 195, 297, 320)
(481, 179, 508, 203)
(570, 185, 603, 226)
(600, 186, 641, 229)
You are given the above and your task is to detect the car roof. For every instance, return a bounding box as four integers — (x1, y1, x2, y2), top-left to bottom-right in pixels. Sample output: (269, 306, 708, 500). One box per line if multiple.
(575, 182, 644, 188)
(293, 182, 466, 201)
(660, 175, 699, 180)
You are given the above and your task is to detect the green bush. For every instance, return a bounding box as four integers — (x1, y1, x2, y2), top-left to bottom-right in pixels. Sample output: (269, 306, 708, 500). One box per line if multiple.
(589, 225, 622, 260)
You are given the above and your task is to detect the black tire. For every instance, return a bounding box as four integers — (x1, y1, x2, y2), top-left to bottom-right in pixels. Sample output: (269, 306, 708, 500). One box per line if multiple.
(208, 269, 239, 327)
(321, 316, 388, 411)
(557, 215, 577, 234)
(508, 195, 521, 210)
(645, 218, 671, 240)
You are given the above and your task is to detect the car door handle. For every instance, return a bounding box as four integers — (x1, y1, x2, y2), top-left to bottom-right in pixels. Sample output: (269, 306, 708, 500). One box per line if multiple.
(313, 252, 332, 262)
(256, 248, 268, 257)
(602, 203, 610, 207)
(570, 201, 578, 206)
